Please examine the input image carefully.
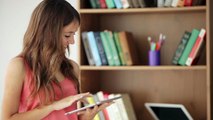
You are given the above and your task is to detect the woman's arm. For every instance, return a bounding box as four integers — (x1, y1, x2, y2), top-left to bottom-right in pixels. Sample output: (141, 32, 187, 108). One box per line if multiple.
(1, 58, 91, 120)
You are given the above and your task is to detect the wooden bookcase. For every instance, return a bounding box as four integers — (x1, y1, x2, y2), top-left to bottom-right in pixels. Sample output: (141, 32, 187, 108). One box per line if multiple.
(77, 1, 213, 120)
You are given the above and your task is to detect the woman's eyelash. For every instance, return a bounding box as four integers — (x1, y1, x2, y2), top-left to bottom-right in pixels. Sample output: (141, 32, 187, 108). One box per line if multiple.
(65, 35, 70, 38)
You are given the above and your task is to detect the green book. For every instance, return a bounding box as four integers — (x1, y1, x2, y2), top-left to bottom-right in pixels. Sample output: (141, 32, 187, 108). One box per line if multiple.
(89, 0, 97, 8)
(113, 32, 126, 65)
(105, 0, 115, 8)
(178, 29, 200, 65)
(172, 31, 191, 65)
(100, 31, 114, 66)
(105, 31, 121, 66)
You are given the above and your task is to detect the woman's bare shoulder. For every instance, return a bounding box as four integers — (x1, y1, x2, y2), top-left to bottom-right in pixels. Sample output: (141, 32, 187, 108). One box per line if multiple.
(6, 57, 26, 81)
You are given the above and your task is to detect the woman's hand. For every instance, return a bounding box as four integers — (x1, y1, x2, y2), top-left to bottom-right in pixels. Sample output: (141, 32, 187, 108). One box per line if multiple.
(78, 102, 112, 120)
(52, 92, 92, 110)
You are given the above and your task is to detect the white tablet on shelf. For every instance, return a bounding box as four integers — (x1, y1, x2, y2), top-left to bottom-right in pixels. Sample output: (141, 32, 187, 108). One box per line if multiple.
(145, 103, 193, 120)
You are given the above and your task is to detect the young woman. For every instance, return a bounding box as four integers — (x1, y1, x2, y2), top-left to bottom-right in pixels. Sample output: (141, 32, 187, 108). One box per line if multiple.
(1, 0, 110, 120)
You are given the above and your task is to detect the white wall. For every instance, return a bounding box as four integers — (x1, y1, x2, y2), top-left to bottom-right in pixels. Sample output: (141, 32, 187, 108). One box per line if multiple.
(0, 0, 78, 117)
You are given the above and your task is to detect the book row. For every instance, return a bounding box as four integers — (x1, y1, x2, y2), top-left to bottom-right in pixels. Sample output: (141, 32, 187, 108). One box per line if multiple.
(84, 91, 137, 120)
(82, 31, 138, 66)
(89, 0, 206, 9)
(172, 28, 206, 66)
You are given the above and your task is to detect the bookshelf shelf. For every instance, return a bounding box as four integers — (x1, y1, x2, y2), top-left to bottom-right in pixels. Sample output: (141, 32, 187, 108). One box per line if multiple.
(80, 65, 206, 71)
(79, 6, 206, 14)
(78, 1, 212, 120)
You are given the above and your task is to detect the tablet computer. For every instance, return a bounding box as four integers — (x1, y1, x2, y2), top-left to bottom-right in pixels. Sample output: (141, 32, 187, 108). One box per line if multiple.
(145, 103, 193, 120)
(65, 95, 122, 115)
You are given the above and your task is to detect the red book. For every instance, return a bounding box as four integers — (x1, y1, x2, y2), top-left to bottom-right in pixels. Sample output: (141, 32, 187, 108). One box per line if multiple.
(96, 91, 110, 120)
(99, 0, 107, 8)
(184, 0, 193, 6)
(186, 28, 206, 66)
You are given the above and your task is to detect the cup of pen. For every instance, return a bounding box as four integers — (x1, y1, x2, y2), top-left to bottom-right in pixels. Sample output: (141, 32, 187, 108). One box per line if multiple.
(148, 50, 160, 66)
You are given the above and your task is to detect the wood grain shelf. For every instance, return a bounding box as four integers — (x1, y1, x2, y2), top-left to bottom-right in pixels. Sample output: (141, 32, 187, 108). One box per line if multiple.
(79, 6, 206, 14)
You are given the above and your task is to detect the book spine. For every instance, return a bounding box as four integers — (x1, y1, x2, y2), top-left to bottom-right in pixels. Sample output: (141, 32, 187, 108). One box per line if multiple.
(99, 0, 107, 8)
(100, 32, 115, 66)
(114, 0, 123, 8)
(120, 0, 130, 8)
(106, 31, 121, 66)
(177, 0, 185, 7)
(95, 0, 101, 8)
(87, 31, 102, 66)
(85, 96, 100, 120)
(89, 0, 98, 8)
(138, 0, 146, 7)
(172, 31, 191, 65)
(186, 28, 206, 66)
(96, 91, 110, 120)
(184, 0, 193, 6)
(94, 32, 108, 65)
(164, 0, 173, 7)
(171, 0, 179, 7)
(105, 0, 116, 8)
(131, 0, 140, 8)
(113, 32, 126, 65)
(81, 32, 95, 66)
(178, 29, 200, 65)
(157, 0, 164, 7)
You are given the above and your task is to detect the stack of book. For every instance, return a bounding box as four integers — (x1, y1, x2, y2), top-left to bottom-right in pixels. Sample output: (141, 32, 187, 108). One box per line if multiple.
(89, 0, 206, 9)
(172, 28, 206, 66)
(84, 91, 137, 120)
(82, 31, 139, 66)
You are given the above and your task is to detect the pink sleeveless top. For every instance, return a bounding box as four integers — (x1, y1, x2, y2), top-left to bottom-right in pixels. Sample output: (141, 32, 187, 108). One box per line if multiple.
(18, 59, 78, 120)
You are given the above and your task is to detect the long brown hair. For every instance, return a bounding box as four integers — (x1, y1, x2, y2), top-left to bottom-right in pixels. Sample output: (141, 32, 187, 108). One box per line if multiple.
(21, 0, 80, 104)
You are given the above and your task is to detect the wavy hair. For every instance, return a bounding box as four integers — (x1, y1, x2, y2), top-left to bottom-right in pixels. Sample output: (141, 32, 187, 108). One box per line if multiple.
(21, 0, 80, 104)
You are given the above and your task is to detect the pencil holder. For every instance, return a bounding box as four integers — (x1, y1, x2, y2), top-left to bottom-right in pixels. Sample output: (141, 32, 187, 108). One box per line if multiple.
(149, 50, 160, 66)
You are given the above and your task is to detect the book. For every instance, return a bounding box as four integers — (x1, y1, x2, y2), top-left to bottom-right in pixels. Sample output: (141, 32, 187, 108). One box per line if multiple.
(114, 94, 137, 120)
(171, 0, 179, 7)
(93, 94, 106, 120)
(184, 0, 193, 6)
(178, 29, 200, 65)
(94, 32, 108, 65)
(85, 96, 101, 120)
(107, 94, 123, 120)
(118, 31, 139, 65)
(157, 0, 165, 7)
(100, 31, 115, 66)
(96, 91, 110, 120)
(99, 0, 107, 8)
(120, 0, 131, 8)
(89, 0, 98, 8)
(113, 32, 126, 65)
(177, 0, 185, 7)
(164, 0, 173, 7)
(131, 0, 140, 8)
(95, 0, 101, 8)
(186, 28, 206, 66)
(87, 31, 102, 66)
(127, 0, 134, 8)
(138, 0, 146, 7)
(81, 32, 95, 66)
(172, 31, 191, 65)
(105, 31, 121, 66)
(113, 0, 123, 8)
(105, 0, 116, 8)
